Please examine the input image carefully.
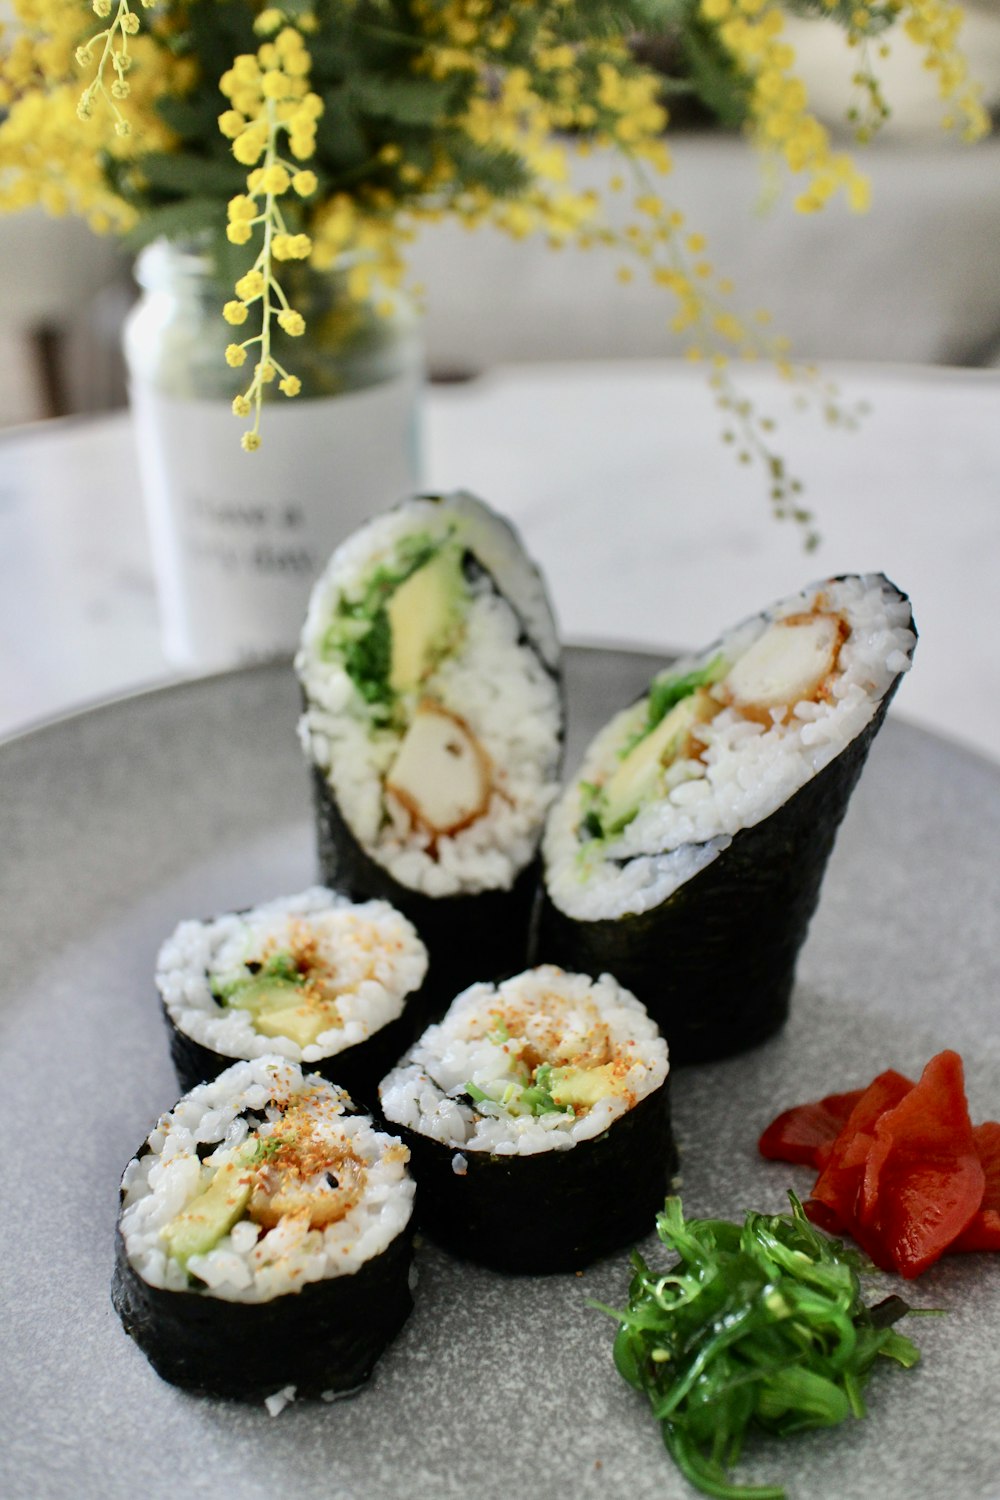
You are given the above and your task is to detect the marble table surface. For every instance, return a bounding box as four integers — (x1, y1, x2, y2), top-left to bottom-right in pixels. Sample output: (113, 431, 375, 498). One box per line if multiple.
(1, 358, 998, 762)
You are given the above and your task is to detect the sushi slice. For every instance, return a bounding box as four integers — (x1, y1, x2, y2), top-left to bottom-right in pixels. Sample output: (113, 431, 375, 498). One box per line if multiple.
(296, 492, 563, 1008)
(378, 966, 675, 1273)
(111, 1058, 415, 1399)
(157, 887, 428, 1106)
(539, 574, 917, 1064)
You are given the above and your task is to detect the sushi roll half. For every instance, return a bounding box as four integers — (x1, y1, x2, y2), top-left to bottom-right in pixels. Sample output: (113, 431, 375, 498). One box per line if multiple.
(539, 574, 917, 1063)
(157, 887, 428, 1106)
(295, 492, 563, 1008)
(379, 966, 675, 1273)
(112, 1059, 415, 1400)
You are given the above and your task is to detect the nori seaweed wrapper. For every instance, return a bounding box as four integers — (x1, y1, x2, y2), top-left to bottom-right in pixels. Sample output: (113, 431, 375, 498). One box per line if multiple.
(538, 687, 900, 1066)
(162, 996, 420, 1114)
(111, 1214, 414, 1399)
(391, 1079, 676, 1274)
(311, 766, 541, 1016)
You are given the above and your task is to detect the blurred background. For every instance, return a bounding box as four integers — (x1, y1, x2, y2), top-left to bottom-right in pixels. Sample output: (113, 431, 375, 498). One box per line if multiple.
(2, 0, 999, 427)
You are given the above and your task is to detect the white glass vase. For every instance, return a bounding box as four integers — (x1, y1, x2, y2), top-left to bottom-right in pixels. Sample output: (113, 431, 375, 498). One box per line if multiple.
(124, 239, 423, 669)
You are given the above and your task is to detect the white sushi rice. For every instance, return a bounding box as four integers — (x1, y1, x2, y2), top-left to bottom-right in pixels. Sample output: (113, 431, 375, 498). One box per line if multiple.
(157, 888, 427, 1064)
(379, 966, 669, 1156)
(296, 495, 562, 897)
(119, 1058, 415, 1303)
(265, 1386, 296, 1417)
(545, 574, 916, 921)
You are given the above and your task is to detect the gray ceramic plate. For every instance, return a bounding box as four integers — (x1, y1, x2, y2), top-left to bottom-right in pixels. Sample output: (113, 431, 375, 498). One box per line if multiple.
(3, 647, 999, 1500)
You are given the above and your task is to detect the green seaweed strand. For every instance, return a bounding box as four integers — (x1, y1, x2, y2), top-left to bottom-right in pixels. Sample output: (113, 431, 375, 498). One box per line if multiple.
(592, 1195, 921, 1500)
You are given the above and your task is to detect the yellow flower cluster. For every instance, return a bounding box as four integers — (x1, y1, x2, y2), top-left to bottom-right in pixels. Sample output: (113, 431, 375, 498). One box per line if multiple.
(0, 0, 987, 489)
(389, 25, 671, 259)
(0, 0, 174, 230)
(698, 0, 986, 211)
(899, 0, 989, 139)
(699, 0, 873, 213)
(367, 8, 815, 519)
(76, 0, 154, 134)
(218, 15, 321, 450)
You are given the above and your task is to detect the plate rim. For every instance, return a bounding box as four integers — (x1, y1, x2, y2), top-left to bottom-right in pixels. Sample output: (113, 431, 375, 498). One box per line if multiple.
(3, 641, 998, 782)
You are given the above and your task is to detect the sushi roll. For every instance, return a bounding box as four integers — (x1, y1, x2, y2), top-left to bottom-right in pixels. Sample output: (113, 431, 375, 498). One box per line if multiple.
(379, 966, 675, 1273)
(295, 492, 563, 1007)
(157, 887, 428, 1105)
(111, 1058, 415, 1399)
(539, 574, 917, 1064)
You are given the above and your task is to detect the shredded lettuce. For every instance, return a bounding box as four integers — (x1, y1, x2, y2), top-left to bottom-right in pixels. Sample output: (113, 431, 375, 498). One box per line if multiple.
(463, 1060, 574, 1118)
(646, 654, 726, 731)
(518, 1062, 571, 1116)
(319, 530, 449, 714)
(577, 780, 605, 842)
(246, 1134, 284, 1165)
(212, 948, 303, 1004)
(591, 1195, 921, 1500)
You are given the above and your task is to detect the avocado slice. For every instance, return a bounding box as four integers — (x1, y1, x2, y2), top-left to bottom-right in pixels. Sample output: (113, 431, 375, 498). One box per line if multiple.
(222, 975, 302, 1017)
(550, 1063, 618, 1109)
(602, 688, 717, 834)
(386, 546, 466, 693)
(161, 1154, 254, 1267)
(251, 1001, 340, 1048)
